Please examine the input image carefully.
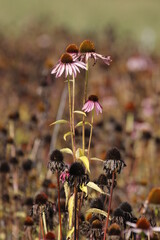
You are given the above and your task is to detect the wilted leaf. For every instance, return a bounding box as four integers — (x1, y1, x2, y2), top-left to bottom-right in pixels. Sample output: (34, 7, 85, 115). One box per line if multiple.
(63, 131, 71, 141)
(15, 211, 26, 218)
(75, 121, 92, 128)
(67, 227, 74, 239)
(74, 110, 86, 117)
(75, 148, 83, 158)
(80, 184, 88, 197)
(90, 157, 104, 162)
(79, 156, 90, 172)
(87, 208, 111, 219)
(50, 119, 69, 126)
(68, 195, 74, 229)
(60, 148, 73, 155)
(87, 181, 107, 195)
(64, 182, 70, 207)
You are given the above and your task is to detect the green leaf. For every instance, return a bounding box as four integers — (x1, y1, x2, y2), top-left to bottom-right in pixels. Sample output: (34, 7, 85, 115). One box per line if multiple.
(75, 121, 92, 128)
(60, 148, 73, 155)
(74, 110, 86, 117)
(63, 131, 71, 141)
(67, 227, 74, 239)
(80, 184, 88, 197)
(90, 157, 104, 162)
(79, 156, 90, 173)
(86, 208, 111, 220)
(68, 194, 74, 229)
(64, 182, 70, 207)
(50, 119, 69, 126)
(75, 148, 83, 158)
(87, 181, 107, 195)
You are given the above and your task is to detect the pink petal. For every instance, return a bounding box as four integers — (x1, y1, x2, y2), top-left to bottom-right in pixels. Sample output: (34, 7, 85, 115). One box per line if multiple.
(95, 102, 102, 115)
(68, 64, 73, 76)
(65, 65, 69, 78)
(56, 64, 63, 78)
(51, 63, 60, 74)
(71, 65, 77, 77)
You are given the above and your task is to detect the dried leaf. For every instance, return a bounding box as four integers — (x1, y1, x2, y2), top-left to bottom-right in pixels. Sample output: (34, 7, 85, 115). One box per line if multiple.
(63, 131, 71, 141)
(68, 194, 74, 229)
(60, 148, 73, 155)
(75, 148, 83, 158)
(87, 208, 111, 219)
(90, 157, 104, 162)
(87, 181, 106, 195)
(80, 184, 88, 197)
(64, 182, 70, 207)
(67, 227, 74, 239)
(79, 156, 90, 173)
(50, 119, 68, 126)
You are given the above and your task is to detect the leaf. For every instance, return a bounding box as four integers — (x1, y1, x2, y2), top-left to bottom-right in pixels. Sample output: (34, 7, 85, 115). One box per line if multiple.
(75, 121, 92, 128)
(74, 110, 86, 117)
(68, 195, 74, 229)
(64, 182, 70, 207)
(87, 181, 107, 195)
(90, 157, 104, 162)
(60, 148, 73, 155)
(15, 211, 26, 218)
(63, 131, 71, 141)
(80, 184, 88, 197)
(79, 156, 90, 173)
(86, 208, 111, 220)
(67, 227, 74, 239)
(75, 148, 83, 158)
(50, 119, 69, 126)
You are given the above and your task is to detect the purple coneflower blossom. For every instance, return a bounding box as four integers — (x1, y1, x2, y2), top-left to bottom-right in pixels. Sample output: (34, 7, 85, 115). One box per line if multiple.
(66, 43, 79, 60)
(126, 217, 160, 239)
(51, 53, 86, 78)
(82, 95, 102, 115)
(79, 39, 112, 65)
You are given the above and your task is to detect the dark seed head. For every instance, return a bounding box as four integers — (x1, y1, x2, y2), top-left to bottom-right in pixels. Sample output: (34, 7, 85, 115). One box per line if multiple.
(45, 232, 55, 240)
(108, 223, 121, 236)
(91, 219, 102, 229)
(136, 217, 150, 230)
(6, 137, 14, 144)
(50, 149, 63, 162)
(107, 147, 121, 161)
(35, 192, 48, 205)
(141, 131, 152, 140)
(10, 157, 19, 165)
(8, 111, 19, 121)
(119, 202, 132, 213)
(97, 174, 107, 186)
(24, 197, 34, 206)
(16, 149, 24, 157)
(90, 198, 104, 210)
(22, 159, 33, 172)
(24, 216, 34, 226)
(66, 44, 79, 53)
(0, 162, 10, 173)
(88, 95, 98, 102)
(2, 193, 10, 203)
(113, 208, 124, 217)
(69, 162, 85, 176)
(60, 53, 73, 64)
(79, 40, 95, 53)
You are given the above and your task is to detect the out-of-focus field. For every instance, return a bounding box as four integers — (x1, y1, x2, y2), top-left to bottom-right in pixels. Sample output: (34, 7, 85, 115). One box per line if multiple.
(0, 0, 160, 46)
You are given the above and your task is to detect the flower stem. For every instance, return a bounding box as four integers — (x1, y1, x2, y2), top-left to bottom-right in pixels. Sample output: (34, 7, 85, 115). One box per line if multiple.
(67, 77, 75, 160)
(57, 172, 62, 240)
(88, 110, 94, 159)
(72, 74, 76, 161)
(82, 61, 89, 154)
(42, 209, 47, 235)
(74, 183, 77, 240)
(103, 171, 115, 240)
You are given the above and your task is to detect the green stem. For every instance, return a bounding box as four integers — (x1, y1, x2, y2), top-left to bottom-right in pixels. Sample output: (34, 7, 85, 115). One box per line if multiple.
(87, 110, 94, 159)
(82, 61, 89, 154)
(67, 77, 75, 160)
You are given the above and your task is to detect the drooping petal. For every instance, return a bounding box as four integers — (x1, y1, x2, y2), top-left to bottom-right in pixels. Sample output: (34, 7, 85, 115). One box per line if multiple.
(56, 64, 63, 78)
(95, 102, 103, 115)
(51, 63, 60, 74)
(126, 222, 137, 228)
(65, 64, 69, 78)
(71, 65, 77, 77)
(68, 64, 73, 76)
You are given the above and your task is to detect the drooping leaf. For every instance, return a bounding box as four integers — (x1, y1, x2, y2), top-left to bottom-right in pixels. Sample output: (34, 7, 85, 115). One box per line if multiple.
(80, 184, 88, 197)
(87, 181, 107, 195)
(15, 211, 26, 218)
(50, 119, 69, 126)
(75, 121, 92, 128)
(64, 182, 70, 207)
(67, 227, 74, 239)
(60, 148, 73, 155)
(90, 157, 104, 162)
(63, 131, 71, 141)
(74, 110, 86, 117)
(86, 208, 111, 219)
(79, 156, 90, 173)
(68, 194, 74, 229)
(75, 148, 83, 158)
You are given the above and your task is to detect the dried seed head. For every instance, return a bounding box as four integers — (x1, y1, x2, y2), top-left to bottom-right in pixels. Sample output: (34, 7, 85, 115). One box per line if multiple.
(10, 157, 19, 165)
(97, 174, 107, 186)
(141, 131, 152, 140)
(2, 193, 10, 203)
(79, 40, 95, 53)
(66, 44, 79, 53)
(88, 95, 99, 102)
(50, 149, 63, 162)
(6, 137, 14, 144)
(35, 192, 48, 205)
(45, 232, 55, 240)
(108, 223, 121, 236)
(136, 217, 150, 230)
(107, 147, 121, 161)
(0, 162, 10, 173)
(24, 216, 34, 226)
(125, 102, 135, 112)
(8, 111, 19, 121)
(69, 162, 85, 176)
(148, 188, 160, 205)
(22, 159, 33, 172)
(85, 212, 92, 222)
(25, 197, 34, 206)
(16, 149, 24, 157)
(91, 219, 102, 229)
(60, 53, 73, 63)
(90, 198, 104, 210)
(113, 208, 124, 218)
(119, 202, 132, 213)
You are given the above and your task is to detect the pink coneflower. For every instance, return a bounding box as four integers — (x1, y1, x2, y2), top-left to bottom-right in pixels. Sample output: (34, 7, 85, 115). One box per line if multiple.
(51, 53, 86, 78)
(126, 217, 160, 239)
(79, 40, 112, 65)
(82, 95, 102, 115)
(66, 43, 79, 60)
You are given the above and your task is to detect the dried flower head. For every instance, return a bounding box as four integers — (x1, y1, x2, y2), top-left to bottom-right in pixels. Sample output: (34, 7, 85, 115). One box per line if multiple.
(45, 232, 55, 240)
(51, 52, 86, 78)
(24, 216, 34, 226)
(10, 157, 19, 165)
(108, 223, 121, 236)
(48, 149, 66, 174)
(0, 162, 10, 173)
(22, 159, 33, 172)
(136, 217, 150, 230)
(119, 202, 132, 213)
(148, 188, 160, 205)
(90, 198, 104, 210)
(35, 192, 48, 205)
(82, 95, 103, 115)
(68, 162, 89, 187)
(104, 147, 126, 174)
